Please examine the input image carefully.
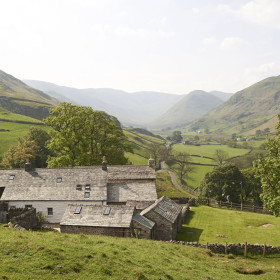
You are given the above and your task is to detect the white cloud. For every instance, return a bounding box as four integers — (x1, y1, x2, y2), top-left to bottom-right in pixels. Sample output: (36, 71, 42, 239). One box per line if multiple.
(217, 0, 280, 29)
(239, 0, 280, 29)
(244, 62, 279, 85)
(192, 8, 200, 14)
(203, 36, 216, 45)
(220, 37, 244, 50)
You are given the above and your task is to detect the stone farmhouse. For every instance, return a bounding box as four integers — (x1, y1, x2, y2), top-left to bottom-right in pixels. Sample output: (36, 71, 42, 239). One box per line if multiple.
(0, 157, 188, 240)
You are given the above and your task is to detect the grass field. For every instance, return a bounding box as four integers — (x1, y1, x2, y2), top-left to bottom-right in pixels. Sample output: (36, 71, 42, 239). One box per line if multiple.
(172, 143, 250, 158)
(125, 152, 147, 165)
(0, 225, 279, 279)
(156, 171, 189, 198)
(177, 206, 280, 246)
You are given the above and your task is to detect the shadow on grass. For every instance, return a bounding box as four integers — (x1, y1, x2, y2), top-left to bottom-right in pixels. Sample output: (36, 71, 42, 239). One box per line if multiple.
(176, 210, 203, 242)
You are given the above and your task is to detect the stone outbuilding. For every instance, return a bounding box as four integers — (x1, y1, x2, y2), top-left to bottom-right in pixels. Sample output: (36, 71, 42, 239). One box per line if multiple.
(140, 196, 184, 241)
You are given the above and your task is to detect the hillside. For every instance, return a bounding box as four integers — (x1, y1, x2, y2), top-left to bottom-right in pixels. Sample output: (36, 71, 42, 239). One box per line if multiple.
(0, 70, 57, 120)
(148, 90, 224, 130)
(23, 80, 183, 127)
(189, 75, 280, 134)
(0, 224, 279, 279)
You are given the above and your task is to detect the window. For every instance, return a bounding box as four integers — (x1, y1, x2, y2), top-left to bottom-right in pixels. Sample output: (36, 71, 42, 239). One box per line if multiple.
(9, 175, 15, 180)
(76, 184, 82, 190)
(74, 206, 82, 214)
(104, 207, 111, 215)
(47, 208, 53, 215)
(25, 205, 32, 209)
(84, 192, 90, 198)
(85, 184, 91, 190)
(57, 177, 62, 183)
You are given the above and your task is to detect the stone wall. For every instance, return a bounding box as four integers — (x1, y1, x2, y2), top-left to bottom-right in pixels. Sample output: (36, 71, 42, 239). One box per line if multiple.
(61, 225, 131, 237)
(170, 197, 189, 204)
(168, 241, 280, 255)
(142, 210, 172, 241)
(10, 208, 37, 230)
(0, 202, 8, 223)
(130, 220, 153, 239)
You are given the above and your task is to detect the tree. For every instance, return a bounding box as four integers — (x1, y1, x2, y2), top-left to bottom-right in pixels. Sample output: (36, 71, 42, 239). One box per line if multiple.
(172, 152, 193, 183)
(2, 127, 50, 168)
(171, 131, 182, 143)
(2, 140, 40, 168)
(254, 116, 280, 215)
(44, 102, 131, 167)
(212, 149, 229, 165)
(241, 168, 262, 206)
(199, 163, 243, 203)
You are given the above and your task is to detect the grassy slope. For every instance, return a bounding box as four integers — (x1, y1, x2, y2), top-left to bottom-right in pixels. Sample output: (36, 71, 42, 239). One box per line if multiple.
(123, 128, 165, 165)
(178, 206, 280, 246)
(187, 75, 280, 135)
(156, 171, 187, 198)
(0, 225, 279, 279)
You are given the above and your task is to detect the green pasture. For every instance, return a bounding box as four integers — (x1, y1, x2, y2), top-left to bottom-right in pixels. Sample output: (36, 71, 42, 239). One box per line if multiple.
(0, 111, 43, 123)
(177, 206, 280, 246)
(125, 152, 147, 165)
(0, 225, 279, 279)
(156, 171, 189, 198)
(172, 143, 250, 158)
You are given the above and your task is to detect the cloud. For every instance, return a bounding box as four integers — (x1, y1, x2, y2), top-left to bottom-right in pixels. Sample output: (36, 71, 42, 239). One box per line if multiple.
(218, 0, 280, 29)
(220, 37, 244, 49)
(192, 8, 200, 14)
(239, 0, 280, 29)
(203, 36, 216, 46)
(244, 62, 279, 85)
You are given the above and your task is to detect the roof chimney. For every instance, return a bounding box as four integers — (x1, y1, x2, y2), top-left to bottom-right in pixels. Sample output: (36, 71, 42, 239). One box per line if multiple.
(102, 156, 107, 171)
(148, 154, 155, 169)
(25, 158, 32, 172)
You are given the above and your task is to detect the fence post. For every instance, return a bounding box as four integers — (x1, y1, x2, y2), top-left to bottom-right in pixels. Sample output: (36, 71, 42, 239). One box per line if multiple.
(225, 242, 228, 255)
(219, 201, 222, 207)
(206, 242, 208, 250)
(253, 204, 255, 212)
(231, 202, 232, 209)
(263, 242, 266, 257)
(244, 241, 247, 258)
(241, 202, 243, 211)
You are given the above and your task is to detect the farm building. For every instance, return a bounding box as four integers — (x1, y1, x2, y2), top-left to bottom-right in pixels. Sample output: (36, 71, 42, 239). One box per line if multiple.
(0, 157, 187, 240)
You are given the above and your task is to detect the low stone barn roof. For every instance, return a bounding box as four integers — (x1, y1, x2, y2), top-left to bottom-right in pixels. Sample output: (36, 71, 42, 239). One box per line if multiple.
(132, 213, 155, 229)
(141, 196, 183, 223)
(0, 167, 107, 201)
(60, 204, 135, 228)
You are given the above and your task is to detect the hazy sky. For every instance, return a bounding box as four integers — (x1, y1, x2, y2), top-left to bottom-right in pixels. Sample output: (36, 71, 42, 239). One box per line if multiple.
(1, 0, 280, 94)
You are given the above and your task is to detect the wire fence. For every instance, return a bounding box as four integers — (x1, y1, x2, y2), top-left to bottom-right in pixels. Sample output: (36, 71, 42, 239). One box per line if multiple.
(196, 197, 273, 215)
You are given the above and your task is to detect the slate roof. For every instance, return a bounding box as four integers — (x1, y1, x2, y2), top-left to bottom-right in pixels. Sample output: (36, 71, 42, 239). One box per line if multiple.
(107, 165, 155, 181)
(141, 196, 183, 223)
(132, 213, 155, 229)
(0, 164, 157, 203)
(0, 167, 107, 201)
(107, 182, 158, 202)
(60, 204, 135, 228)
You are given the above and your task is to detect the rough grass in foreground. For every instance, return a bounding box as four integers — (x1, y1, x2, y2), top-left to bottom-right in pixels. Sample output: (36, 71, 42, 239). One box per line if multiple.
(177, 206, 280, 246)
(0, 225, 279, 279)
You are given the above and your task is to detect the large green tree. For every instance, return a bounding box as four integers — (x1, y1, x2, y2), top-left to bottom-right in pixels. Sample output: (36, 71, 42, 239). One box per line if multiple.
(199, 163, 243, 203)
(44, 102, 131, 167)
(254, 116, 280, 215)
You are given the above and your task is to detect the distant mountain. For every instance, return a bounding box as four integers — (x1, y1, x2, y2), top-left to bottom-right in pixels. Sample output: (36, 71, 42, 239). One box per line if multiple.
(23, 80, 183, 126)
(188, 75, 280, 135)
(0, 70, 57, 120)
(148, 90, 224, 129)
(209, 91, 233, 101)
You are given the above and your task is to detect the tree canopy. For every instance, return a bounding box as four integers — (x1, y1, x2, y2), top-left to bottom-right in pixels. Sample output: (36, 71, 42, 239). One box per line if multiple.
(199, 163, 243, 203)
(2, 127, 50, 168)
(254, 115, 280, 215)
(44, 102, 131, 167)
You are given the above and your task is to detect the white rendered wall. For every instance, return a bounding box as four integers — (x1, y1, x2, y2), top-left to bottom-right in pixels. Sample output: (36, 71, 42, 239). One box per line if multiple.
(8, 201, 103, 223)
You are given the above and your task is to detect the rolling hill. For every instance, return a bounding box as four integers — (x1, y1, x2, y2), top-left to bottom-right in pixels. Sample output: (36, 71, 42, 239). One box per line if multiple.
(188, 75, 280, 135)
(0, 70, 57, 120)
(23, 80, 183, 127)
(148, 90, 224, 130)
